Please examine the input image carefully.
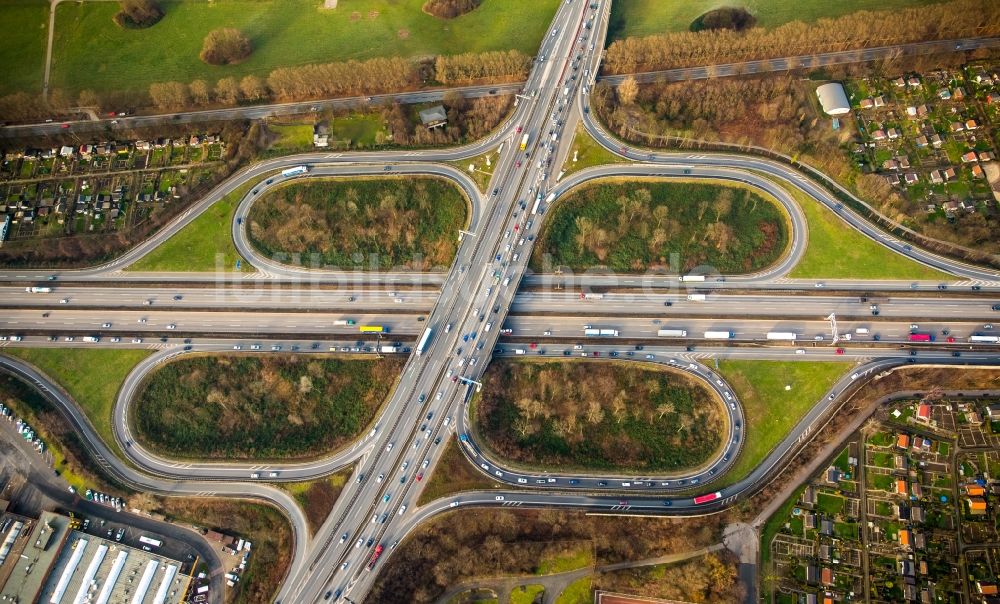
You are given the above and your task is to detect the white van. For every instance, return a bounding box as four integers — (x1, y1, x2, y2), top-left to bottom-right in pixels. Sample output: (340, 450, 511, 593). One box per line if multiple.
(855, 328, 870, 335)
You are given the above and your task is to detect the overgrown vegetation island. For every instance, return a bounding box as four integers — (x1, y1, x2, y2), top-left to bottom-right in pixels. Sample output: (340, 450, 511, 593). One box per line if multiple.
(247, 177, 468, 269)
(133, 355, 404, 459)
(475, 360, 727, 472)
(531, 180, 788, 273)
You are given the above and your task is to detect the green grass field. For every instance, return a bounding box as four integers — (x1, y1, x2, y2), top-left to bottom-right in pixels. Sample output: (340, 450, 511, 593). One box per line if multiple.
(608, 0, 946, 41)
(561, 125, 625, 176)
(786, 184, 952, 280)
(127, 182, 254, 272)
(760, 485, 805, 567)
(48, 0, 559, 95)
(536, 547, 593, 575)
(0, 0, 48, 95)
(4, 348, 152, 452)
(716, 360, 848, 485)
(554, 577, 592, 604)
(509, 585, 545, 604)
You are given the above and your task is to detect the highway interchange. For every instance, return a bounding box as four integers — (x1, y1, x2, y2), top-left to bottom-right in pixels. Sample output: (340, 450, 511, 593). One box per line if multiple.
(1, 1, 1000, 602)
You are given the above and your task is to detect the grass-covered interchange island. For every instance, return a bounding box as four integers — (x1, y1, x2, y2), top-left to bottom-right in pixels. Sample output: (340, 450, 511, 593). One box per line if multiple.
(133, 354, 405, 459)
(532, 179, 789, 274)
(247, 176, 469, 269)
(473, 359, 728, 473)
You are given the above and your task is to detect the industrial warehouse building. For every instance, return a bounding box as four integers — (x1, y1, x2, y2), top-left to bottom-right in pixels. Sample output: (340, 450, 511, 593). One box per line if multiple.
(0, 510, 192, 604)
(815, 82, 851, 116)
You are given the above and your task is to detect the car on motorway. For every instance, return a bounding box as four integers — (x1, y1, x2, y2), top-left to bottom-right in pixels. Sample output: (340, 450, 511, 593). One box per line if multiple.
(380, 513, 389, 524)
(355, 538, 363, 549)
(835, 348, 845, 355)
(382, 494, 390, 502)
(101, 322, 112, 328)
(418, 393, 426, 402)
(339, 533, 348, 544)
(416, 473, 424, 481)
(166, 324, 176, 330)
(495, 496, 505, 501)
(131, 338, 142, 343)
(993, 304, 1000, 311)
(385, 442, 394, 452)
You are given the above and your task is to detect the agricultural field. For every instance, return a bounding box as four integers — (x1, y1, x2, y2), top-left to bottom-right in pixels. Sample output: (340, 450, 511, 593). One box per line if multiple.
(531, 180, 788, 274)
(0, 0, 48, 95)
(474, 359, 727, 473)
(132, 354, 404, 459)
(46, 0, 560, 95)
(247, 177, 468, 269)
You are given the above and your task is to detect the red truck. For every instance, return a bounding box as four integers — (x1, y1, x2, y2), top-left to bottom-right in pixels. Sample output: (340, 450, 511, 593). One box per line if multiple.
(367, 544, 384, 570)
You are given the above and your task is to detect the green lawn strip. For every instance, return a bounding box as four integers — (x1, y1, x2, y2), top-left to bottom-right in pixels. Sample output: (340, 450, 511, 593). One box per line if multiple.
(760, 485, 806, 568)
(417, 436, 502, 505)
(715, 360, 849, 486)
(817, 492, 846, 515)
(4, 348, 151, 456)
(247, 176, 468, 270)
(268, 123, 315, 151)
(283, 468, 352, 536)
(554, 576, 592, 604)
(536, 547, 593, 575)
(509, 585, 545, 604)
(450, 147, 501, 194)
(127, 181, 254, 272)
(0, 0, 48, 95)
(608, 0, 946, 41)
(48, 0, 559, 96)
(561, 125, 624, 176)
(781, 181, 952, 280)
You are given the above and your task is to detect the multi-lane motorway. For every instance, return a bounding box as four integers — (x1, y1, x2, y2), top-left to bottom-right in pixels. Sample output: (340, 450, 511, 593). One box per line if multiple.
(1, 2, 1000, 603)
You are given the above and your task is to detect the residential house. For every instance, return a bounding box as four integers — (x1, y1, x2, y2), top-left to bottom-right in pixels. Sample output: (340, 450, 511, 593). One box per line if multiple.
(819, 544, 832, 561)
(872, 129, 887, 141)
(965, 484, 986, 497)
(966, 119, 979, 130)
(897, 155, 911, 169)
(827, 468, 841, 484)
(860, 98, 875, 109)
(898, 504, 911, 521)
(893, 77, 907, 87)
(907, 76, 921, 87)
(979, 151, 994, 162)
(943, 200, 960, 214)
(900, 560, 915, 576)
(929, 170, 944, 184)
(874, 95, 887, 107)
(904, 172, 919, 184)
(883, 159, 900, 171)
(887, 127, 901, 140)
(912, 506, 925, 523)
(979, 583, 999, 596)
(968, 497, 988, 515)
(897, 479, 908, 495)
(943, 167, 956, 181)
(916, 403, 931, 421)
(897, 433, 910, 449)
(911, 483, 923, 498)
(418, 105, 449, 130)
(950, 121, 965, 133)
(899, 528, 912, 549)
(962, 151, 979, 163)
(807, 565, 819, 584)
(58, 146, 74, 158)
(313, 123, 330, 148)
(805, 512, 817, 529)
(915, 135, 929, 148)
(930, 134, 943, 148)
(966, 410, 983, 424)
(821, 567, 834, 586)
(906, 106, 917, 117)
(914, 532, 926, 550)
(886, 173, 901, 186)
(987, 403, 1000, 421)
(953, 87, 966, 100)
(820, 519, 834, 536)
(938, 88, 952, 100)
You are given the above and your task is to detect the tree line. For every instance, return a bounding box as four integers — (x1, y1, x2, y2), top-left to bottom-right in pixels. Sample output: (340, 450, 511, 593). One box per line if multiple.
(0, 48, 532, 117)
(603, 0, 1000, 74)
